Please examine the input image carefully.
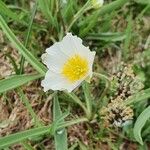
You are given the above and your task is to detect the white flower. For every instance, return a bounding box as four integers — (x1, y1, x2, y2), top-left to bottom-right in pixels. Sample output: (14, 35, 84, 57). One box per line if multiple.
(91, 0, 104, 8)
(41, 33, 96, 92)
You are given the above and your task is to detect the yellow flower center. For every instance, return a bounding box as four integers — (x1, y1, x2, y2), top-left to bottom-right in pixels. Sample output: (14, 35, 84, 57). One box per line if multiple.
(62, 54, 89, 82)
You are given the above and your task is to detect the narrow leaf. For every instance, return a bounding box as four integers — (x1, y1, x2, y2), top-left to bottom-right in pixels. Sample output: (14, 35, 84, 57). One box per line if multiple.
(82, 81, 92, 119)
(123, 14, 133, 60)
(21, 141, 35, 150)
(86, 32, 126, 42)
(124, 88, 150, 105)
(0, 0, 25, 24)
(80, 11, 99, 37)
(135, 0, 150, 5)
(20, 0, 38, 74)
(0, 117, 87, 148)
(0, 15, 47, 75)
(17, 88, 42, 127)
(0, 74, 42, 94)
(53, 94, 68, 150)
(0, 126, 50, 149)
(99, 0, 129, 16)
(133, 106, 150, 145)
(38, 0, 56, 28)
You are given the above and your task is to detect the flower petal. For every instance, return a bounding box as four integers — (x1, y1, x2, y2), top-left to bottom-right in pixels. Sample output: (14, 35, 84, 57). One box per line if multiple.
(42, 70, 91, 92)
(41, 70, 67, 92)
(42, 48, 68, 73)
(88, 51, 96, 78)
(60, 33, 91, 58)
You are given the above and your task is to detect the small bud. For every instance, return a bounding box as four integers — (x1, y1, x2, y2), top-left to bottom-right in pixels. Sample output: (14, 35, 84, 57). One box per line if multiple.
(91, 0, 104, 9)
(62, 0, 67, 4)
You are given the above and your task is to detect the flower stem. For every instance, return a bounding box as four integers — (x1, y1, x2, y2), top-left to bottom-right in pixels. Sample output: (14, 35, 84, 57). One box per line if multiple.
(82, 81, 92, 120)
(17, 88, 42, 127)
(57, 117, 88, 129)
(19, 0, 38, 74)
(66, 0, 91, 32)
(64, 91, 89, 117)
(93, 72, 111, 107)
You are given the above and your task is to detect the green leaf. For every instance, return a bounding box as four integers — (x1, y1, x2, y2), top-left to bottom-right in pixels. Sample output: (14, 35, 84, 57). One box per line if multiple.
(86, 32, 126, 42)
(82, 81, 92, 119)
(135, 0, 150, 5)
(0, 15, 47, 75)
(124, 88, 150, 105)
(64, 92, 88, 116)
(133, 106, 150, 145)
(38, 0, 57, 28)
(21, 141, 35, 150)
(68, 143, 78, 150)
(80, 0, 129, 38)
(17, 88, 42, 127)
(79, 11, 100, 37)
(78, 141, 89, 150)
(0, 0, 25, 24)
(0, 126, 50, 149)
(20, 0, 38, 74)
(98, 0, 129, 16)
(0, 116, 87, 148)
(123, 14, 133, 60)
(0, 74, 42, 94)
(5, 53, 19, 74)
(53, 94, 68, 150)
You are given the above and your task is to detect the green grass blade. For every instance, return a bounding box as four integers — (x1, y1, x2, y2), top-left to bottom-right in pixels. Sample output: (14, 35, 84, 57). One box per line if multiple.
(0, 15, 47, 75)
(5, 53, 19, 74)
(64, 92, 88, 116)
(0, 126, 50, 149)
(82, 81, 92, 119)
(0, 117, 87, 149)
(38, 0, 56, 27)
(0, 0, 24, 24)
(17, 88, 42, 127)
(0, 74, 42, 94)
(98, 0, 129, 16)
(57, 117, 88, 129)
(135, 0, 150, 5)
(78, 140, 89, 150)
(79, 10, 99, 37)
(124, 88, 150, 105)
(3, 148, 10, 150)
(123, 14, 133, 60)
(21, 141, 35, 150)
(133, 106, 150, 145)
(53, 94, 68, 150)
(20, 0, 38, 74)
(68, 143, 78, 150)
(86, 32, 126, 42)
(80, 0, 129, 37)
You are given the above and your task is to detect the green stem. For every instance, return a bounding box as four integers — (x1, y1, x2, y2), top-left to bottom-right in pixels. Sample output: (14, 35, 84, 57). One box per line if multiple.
(93, 72, 110, 107)
(0, 14, 47, 75)
(21, 141, 34, 150)
(17, 88, 42, 127)
(57, 117, 88, 129)
(19, 0, 38, 74)
(64, 91, 89, 117)
(66, 0, 91, 32)
(0, 117, 88, 148)
(82, 81, 92, 120)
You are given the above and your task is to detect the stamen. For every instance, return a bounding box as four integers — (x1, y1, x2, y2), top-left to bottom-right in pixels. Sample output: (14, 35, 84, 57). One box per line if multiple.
(62, 54, 89, 82)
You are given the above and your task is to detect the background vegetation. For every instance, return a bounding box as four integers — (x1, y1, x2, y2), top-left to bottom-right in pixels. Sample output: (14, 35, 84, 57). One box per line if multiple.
(0, 0, 150, 149)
